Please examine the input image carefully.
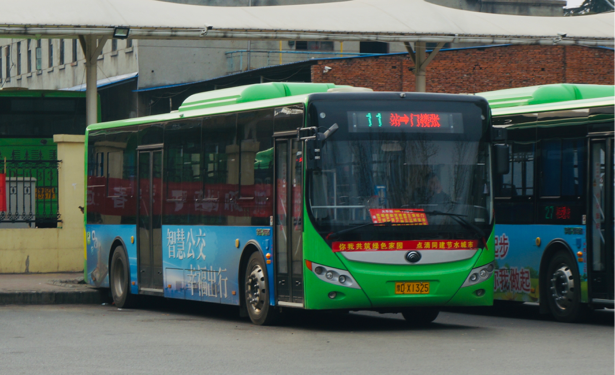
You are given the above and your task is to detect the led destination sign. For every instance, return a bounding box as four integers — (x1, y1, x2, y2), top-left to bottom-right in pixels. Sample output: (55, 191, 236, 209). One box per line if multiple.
(348, 111, 463, 133)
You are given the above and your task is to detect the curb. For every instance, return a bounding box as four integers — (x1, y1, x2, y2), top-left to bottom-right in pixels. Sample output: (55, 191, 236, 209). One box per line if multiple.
(0, 290, 106, 305)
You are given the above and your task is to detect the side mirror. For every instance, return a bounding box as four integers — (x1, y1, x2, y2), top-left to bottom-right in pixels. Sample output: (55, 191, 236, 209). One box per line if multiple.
(306, 123, 338, 170)
(306, 138, 322, 170)
(494, 144, 510, 175)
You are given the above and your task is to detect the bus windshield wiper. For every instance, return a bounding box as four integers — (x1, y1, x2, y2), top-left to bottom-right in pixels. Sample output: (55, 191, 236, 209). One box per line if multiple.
(326, 221, 392, 240)
(423, 211, 486, 240)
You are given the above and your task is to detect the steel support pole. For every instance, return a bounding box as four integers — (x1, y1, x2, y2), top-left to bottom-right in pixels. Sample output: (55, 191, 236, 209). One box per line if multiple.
(85, 48, 97, 125)
(404, 41, 445, 93)
(415, 41, 427, 92)
(80, 35, 108, 125)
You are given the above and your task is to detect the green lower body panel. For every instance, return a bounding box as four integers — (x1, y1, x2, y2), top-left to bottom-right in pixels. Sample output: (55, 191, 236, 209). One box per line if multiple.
(446, 276, 494, 307)
(303, 249, 494, 310)
(304, 269, 373, 310)
(338, 252, 479, 308)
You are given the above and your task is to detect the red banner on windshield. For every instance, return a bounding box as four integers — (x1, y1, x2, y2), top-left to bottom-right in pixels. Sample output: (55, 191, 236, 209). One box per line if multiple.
(369, 209, 428, 225)
(332, 240, 479, 252)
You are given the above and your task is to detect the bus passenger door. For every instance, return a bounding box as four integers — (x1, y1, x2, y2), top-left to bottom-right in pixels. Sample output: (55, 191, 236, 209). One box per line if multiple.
(588, 137, 614, 302)
(137, 147, 164, 294)
(274, 136, 304, 306)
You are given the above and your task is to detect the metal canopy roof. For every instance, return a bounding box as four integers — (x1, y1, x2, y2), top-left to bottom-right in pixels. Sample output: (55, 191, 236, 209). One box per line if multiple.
(0, 0, 613, 46)
(1, 0, 612, 125)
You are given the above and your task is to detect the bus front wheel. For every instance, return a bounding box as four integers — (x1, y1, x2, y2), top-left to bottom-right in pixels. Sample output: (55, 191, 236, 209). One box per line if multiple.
(545, 251, 588, 323)
(110, 247, 136, 308)
(401, 308, 440, 326)
(244, 252, 278, 325)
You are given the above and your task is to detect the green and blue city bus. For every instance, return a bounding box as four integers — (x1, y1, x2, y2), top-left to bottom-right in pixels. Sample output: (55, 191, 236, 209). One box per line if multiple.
(480, 83, 614, 322)
(85, 82, 503, 325)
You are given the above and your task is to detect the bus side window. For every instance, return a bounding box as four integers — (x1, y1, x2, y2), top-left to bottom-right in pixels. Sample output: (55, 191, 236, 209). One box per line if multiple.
(494, 142, 535, 224)
(86, 131, 106, 224)
(540, 138, 586, 197)
(163, 119, 202, 225)
(274, 105, 304, 133)
(561, 139, 586, 197)
(237, 109, 275, 226)
(202, 114, 237, 225)
(540, 140, 562, 197)
(536, 138, 586, 225)
(87, 126, 138, 225)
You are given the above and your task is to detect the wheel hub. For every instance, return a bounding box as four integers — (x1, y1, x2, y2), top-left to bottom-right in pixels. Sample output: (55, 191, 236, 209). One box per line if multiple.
(246, 266, 266, 313)
(550, 265, 574, 310)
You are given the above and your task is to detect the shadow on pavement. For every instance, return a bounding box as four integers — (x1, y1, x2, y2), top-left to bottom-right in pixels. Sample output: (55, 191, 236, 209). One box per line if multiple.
(110, 295, 481, 332)
(444, 301, 614, 326)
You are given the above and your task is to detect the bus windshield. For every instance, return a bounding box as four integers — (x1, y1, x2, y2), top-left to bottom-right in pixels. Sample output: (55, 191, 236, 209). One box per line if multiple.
(307, 99, 492, 241)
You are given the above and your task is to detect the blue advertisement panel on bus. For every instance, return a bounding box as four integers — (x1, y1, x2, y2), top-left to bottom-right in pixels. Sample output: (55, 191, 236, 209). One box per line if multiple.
(86, 225, 137, 292)
(86, 224, 274, 306)
(494, 224, 588, 303)
(161, 225, 273, 306)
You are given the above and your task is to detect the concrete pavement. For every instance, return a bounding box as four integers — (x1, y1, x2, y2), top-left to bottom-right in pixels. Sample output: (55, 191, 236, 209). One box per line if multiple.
(0, 272, 106, 305)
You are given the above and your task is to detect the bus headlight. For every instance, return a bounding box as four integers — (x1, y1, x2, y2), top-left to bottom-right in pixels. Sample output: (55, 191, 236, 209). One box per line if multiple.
(305, 260, 361, 290)
(462, 262, 495, 288)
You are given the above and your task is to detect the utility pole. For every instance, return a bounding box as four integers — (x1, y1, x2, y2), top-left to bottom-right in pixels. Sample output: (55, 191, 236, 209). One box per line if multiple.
(246, 0, 252, 71)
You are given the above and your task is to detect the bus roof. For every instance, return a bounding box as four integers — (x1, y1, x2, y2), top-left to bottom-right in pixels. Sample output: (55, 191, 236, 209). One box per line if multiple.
(87, 83, 371, 131)
(478, 84, 615, 110)
(178, 82, 356, 112)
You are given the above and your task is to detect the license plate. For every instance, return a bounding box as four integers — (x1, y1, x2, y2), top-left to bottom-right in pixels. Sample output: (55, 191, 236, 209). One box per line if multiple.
(395, 282, 430, 295)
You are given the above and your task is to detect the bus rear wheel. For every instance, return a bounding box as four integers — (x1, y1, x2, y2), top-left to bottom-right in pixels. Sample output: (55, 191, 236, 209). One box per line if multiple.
(110, 246, 136, 308)
(244, 252, 278, 325)
(401, 308, 440, 326)
(545, 251, 588, 323)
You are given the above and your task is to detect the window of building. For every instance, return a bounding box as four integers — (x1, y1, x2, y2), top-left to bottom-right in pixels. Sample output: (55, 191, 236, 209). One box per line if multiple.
(48, 39, 54, 68)
(5, 46, 10, 78)
(112, 39, 118, 52)
(16, 42, 21, 75)
(1, 55, 3, 81)
(36, 40, 42, 70)
(295, 41, 334, 51)
(27, 40, 32, 73)
(72, 39, 78, 63)
(59, 40, 65, 65)
(126, 39, 133, 48)
(360, 42, 389, 54)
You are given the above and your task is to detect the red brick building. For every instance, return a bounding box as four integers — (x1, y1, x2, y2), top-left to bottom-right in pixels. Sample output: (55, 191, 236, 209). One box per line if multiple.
(311, 45, 614, 93)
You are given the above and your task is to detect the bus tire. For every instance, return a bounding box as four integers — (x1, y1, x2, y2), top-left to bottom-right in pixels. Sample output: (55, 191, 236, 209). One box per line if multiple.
(545, 251, 588, 323)
(244, 252, 278, 325)
(110, 246, 136, 308)
(401, 308, 440, 326)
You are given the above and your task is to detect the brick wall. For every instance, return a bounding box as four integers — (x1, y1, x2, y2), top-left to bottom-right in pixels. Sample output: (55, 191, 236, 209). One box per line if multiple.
(311, 45, 614, 93)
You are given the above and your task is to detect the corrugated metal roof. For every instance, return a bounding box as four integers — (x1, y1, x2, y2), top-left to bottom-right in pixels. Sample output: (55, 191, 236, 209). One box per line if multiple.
(0, 0, 612, 46)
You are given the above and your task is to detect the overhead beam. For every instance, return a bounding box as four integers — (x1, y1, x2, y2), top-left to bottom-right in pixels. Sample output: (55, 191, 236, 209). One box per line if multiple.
(0, 27, 612, 46)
